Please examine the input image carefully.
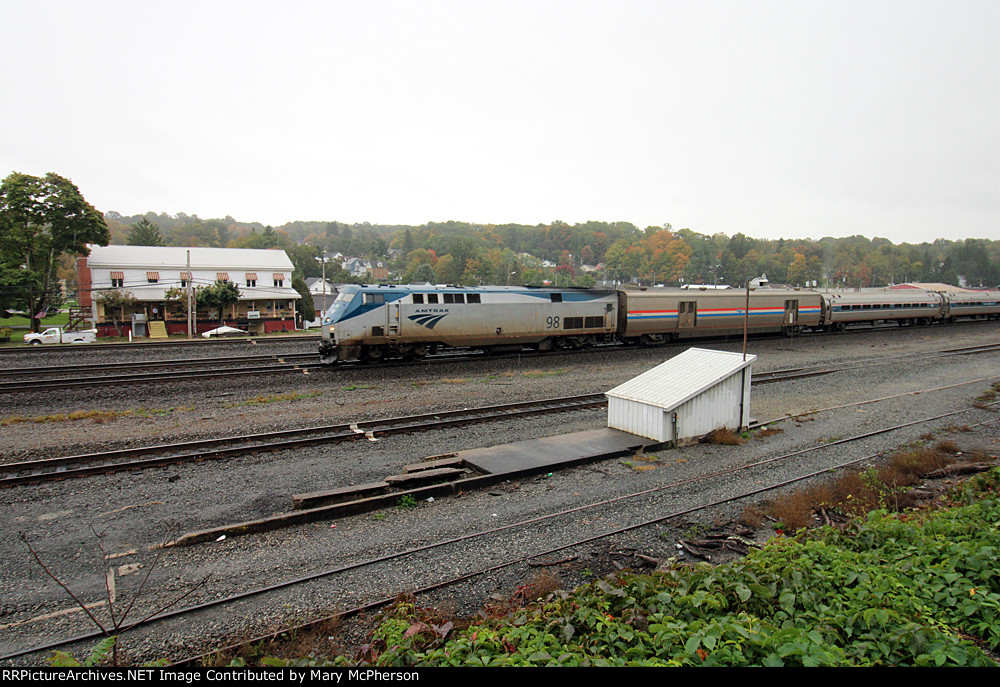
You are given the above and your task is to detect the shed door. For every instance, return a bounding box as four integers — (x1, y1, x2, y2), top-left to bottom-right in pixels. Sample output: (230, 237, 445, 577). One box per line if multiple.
(784, 299, 799, 324)
(679, 301, 697, 329)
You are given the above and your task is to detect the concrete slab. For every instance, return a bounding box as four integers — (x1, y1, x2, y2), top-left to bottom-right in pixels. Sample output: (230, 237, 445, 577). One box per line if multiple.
(460, 428, 659, 476)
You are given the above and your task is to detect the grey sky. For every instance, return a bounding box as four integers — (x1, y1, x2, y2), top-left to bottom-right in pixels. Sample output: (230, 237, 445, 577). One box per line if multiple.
(2, 1, 998, 244)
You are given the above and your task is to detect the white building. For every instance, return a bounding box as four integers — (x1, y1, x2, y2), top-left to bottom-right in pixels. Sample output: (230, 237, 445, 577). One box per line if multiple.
(305, 277, 340, 325)
(79, 245, 301, 337)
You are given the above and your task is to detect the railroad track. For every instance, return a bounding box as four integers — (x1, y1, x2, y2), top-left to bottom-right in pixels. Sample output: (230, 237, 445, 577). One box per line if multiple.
(0, 395, 609, 487)
(0, 334, 319, 357)
(6, 346, 1000, 486)
(4, 336, 998, 395)
(6, 394, 997, 665)
(0, 354, 323, 393)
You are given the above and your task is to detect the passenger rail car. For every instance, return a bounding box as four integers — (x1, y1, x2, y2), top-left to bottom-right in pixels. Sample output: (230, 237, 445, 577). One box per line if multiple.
(619, 289, 822, 344)
(318, 285, 1000, 364)
(943, 290, 1000, 321)
(319, 285, 618, 364)
(824, 291, 946, 330)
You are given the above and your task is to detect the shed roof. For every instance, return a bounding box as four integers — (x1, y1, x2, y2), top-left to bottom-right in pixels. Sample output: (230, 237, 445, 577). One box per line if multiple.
(605, 348, 756, 411)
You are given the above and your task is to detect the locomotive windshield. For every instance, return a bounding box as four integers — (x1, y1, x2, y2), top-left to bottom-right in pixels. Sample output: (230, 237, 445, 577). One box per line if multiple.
(323, 285, 360, 324)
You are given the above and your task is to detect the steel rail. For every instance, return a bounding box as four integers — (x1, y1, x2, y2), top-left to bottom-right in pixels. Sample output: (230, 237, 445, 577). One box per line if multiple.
(6, 399, 997, 665)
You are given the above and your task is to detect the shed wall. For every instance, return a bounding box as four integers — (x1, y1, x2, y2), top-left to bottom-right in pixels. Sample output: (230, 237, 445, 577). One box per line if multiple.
(607, 365, 752, 443)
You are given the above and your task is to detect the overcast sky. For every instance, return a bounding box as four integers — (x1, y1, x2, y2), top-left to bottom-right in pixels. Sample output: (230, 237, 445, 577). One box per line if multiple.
(2, 1, 998, 244)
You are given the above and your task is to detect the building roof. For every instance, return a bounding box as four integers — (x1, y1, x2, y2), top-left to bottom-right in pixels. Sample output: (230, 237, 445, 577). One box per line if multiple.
(84, 245, 300, 301)
(888, 282, 971, 292)
(86, 245, 294, 271)
(605, 348, 756, 411)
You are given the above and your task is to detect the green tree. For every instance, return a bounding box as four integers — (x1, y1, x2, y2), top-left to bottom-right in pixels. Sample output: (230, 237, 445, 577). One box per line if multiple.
(126, 218, 165, 246)
(197, 280, 241, 323)
(292, 275, 314, 326)
(411, 263, 437, 283)
(94, 289, 138, 337)
(0, 172, 109, 331)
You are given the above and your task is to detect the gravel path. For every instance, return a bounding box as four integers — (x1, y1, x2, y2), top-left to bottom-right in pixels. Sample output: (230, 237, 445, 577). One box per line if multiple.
(1, 322, 999, 664)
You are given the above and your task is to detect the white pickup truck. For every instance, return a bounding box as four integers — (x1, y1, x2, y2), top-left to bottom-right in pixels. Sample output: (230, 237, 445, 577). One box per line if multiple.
(23, 327, 98, 345)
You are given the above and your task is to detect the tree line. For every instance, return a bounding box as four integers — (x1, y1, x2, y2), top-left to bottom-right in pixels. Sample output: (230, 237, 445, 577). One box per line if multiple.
(107, 211, 1000, 290)
(5, 170, 999, 333)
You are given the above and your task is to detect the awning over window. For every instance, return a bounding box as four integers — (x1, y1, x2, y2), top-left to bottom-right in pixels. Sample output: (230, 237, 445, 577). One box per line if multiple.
(245, 272, 258, 281)
(146, 271, 159, 280)
(216, 272, 229, 281)
(110, 271, 124, 280)
(272, 273, 285, 280)
(180, 272, 192, 280)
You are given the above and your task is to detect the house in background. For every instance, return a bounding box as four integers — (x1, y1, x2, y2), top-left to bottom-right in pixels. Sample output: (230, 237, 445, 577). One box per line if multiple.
(342, 257, 389, 281)
(305, 277, 340, 325)
(78, 245, 301, 337)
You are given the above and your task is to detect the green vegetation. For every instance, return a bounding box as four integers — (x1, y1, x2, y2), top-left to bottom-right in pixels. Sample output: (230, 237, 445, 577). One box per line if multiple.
(1, 172, 109, 331)
(100, 211, 1000, 290)
(0, 311, 72, 343)
(330, 469, 1000, 667)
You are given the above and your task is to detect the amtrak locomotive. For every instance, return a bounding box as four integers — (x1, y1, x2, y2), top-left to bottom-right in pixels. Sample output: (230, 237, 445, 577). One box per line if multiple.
(318, 283, 1000, 364)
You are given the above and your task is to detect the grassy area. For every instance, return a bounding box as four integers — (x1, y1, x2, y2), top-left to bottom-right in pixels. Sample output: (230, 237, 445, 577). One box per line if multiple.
(0, 312, 71, 343)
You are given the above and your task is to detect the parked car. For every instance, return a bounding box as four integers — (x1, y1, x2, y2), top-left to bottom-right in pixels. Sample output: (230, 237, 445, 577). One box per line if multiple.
(201, 326, 248, 338)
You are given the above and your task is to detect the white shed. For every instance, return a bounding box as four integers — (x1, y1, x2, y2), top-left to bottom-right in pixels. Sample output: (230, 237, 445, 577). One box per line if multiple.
(605, 348, 756, 444)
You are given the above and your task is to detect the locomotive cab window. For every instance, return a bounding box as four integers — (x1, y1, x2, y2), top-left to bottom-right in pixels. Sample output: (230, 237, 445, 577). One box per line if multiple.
(550, 293, 562, 303)
(364, 293, 385, 305)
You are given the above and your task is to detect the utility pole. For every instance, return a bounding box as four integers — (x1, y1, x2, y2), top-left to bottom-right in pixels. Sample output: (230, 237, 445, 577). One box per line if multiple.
(186, 250, 193, 339)
(742, 278, 750, 361)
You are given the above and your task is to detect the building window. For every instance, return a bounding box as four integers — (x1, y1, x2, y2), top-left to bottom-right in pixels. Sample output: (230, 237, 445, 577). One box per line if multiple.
(111, 277, 124, 288)
(274, 278, 283, 287)
(246, 279, 256, 287)
(273, 272, 285, 288)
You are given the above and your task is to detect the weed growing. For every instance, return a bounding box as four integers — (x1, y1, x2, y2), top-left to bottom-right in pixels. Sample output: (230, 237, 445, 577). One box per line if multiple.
(231, 391, 322, 407)
(701, 428, 745, 446)
(2, 407, 194, 426)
